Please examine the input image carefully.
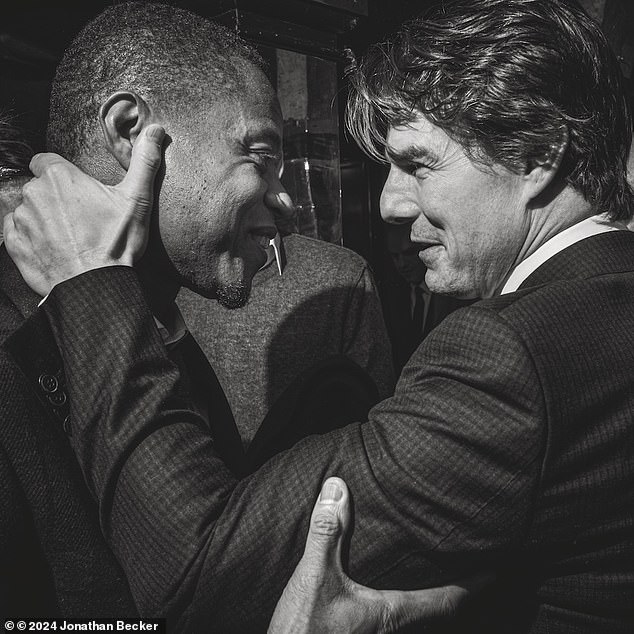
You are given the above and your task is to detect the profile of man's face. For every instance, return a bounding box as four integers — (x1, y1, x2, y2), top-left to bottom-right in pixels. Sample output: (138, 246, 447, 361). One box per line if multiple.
(153, 67, 285, 308)
(380, 115, 531, 299)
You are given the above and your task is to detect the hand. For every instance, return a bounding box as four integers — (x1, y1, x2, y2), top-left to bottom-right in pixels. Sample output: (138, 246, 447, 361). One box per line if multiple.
(269, 477, 491, 633)
(4, 124, 165, 296)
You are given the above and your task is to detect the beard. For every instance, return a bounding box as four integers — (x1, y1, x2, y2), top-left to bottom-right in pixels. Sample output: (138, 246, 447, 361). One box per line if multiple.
(215, 280, 250, 309)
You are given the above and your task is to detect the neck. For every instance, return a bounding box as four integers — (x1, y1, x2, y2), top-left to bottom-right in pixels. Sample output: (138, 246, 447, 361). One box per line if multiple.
(516, 187, 595, 268)
(494, 187, 597, 295)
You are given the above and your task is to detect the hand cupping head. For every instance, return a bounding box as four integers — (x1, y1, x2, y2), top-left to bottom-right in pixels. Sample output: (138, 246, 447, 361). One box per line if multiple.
(47, 1, 290, 308)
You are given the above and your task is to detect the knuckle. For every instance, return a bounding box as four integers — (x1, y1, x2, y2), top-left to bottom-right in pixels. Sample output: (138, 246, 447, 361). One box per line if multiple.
(21, 179, 34, 197)
(310, 510, 342, 538)
(12, 206, 26, 227)
(139, 151, 161, 171)
(131, 196, 153, 211)
(4, 233, 20, 257)
(46, 162, 66, 178)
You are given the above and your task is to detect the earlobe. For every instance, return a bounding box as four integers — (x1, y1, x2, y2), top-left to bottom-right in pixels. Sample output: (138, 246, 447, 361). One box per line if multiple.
(525, 127, 569, 200)
(99, 92, 152, 171)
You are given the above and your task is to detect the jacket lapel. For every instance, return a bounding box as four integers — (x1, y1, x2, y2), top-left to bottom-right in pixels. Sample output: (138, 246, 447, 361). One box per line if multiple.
(171, 332, 246, 475)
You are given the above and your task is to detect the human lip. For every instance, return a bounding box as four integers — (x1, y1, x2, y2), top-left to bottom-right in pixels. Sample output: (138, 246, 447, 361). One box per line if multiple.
(250, 225, 277, 249)
(414, 239, 442, 252)
(415, 241, 443, 262)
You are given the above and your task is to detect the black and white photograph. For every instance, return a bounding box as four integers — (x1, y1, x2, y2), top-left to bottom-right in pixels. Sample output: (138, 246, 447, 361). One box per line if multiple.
(0, 0, 633, 631)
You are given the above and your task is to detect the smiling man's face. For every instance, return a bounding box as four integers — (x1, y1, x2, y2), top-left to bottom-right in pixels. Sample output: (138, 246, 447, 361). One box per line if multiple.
(380, 115, 533, 299)
(155, 66, 287, 308)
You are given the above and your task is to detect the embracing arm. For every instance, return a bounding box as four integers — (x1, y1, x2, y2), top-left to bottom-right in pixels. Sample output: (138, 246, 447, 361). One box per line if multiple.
(40, 269, 545, 630)
(6, 135, 543, 629)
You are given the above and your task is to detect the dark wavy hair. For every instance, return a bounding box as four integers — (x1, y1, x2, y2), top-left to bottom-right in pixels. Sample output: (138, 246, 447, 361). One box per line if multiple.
(347, 0, 634, 221)
(47, 1, 265, 162)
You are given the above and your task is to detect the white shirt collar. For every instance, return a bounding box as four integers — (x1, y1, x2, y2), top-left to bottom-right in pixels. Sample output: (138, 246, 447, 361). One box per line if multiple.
(500, 214, 628, 295)
(154, 302, 188, 346)
(259, 233, 284, 275)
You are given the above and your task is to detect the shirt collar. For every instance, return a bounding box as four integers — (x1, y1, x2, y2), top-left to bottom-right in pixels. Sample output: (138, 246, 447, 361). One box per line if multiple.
(154, 302, 188, 347)
(500, 214, 628, 295)
(259, 233, 284, 275)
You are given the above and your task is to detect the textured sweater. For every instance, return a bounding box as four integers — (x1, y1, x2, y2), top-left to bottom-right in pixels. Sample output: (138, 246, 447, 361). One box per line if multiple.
(178, 233, 394, 446)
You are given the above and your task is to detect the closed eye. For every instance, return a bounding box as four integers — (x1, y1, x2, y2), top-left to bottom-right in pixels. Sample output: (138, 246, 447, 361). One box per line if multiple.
(400, 161, 433, 177)
(250, 149, 282, 174)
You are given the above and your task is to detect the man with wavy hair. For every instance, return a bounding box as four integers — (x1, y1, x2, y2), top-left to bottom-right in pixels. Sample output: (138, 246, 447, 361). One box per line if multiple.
(7, 0, 634, 631)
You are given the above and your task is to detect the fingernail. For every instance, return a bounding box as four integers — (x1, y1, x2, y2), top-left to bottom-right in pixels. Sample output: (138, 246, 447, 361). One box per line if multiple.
(319, 479, 343, 503)
(146, 125, 165, 142)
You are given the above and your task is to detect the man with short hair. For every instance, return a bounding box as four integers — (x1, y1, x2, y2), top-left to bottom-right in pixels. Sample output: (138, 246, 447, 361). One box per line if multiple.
(45, 0, 394, 463)
(7, 0, 634, 631)
(1, 1, 463, 626)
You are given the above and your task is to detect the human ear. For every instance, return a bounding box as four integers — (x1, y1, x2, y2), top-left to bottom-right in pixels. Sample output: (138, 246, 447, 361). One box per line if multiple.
(524, 127, 569, 201)
(99, 91, 153, 171)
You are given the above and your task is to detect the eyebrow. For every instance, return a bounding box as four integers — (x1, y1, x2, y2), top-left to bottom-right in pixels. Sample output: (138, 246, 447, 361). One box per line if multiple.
(385, 144, 438, 164)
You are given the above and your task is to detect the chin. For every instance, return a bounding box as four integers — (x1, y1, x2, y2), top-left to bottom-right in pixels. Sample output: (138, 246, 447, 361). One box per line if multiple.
(182, 276, 252, 309)
(426, 271, 471, 298)
(216, 281, 250, 309)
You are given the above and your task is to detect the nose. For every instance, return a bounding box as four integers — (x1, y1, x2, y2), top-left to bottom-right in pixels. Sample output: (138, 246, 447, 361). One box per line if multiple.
(264, 172, 295, 228)
(380, 165, 420, 224)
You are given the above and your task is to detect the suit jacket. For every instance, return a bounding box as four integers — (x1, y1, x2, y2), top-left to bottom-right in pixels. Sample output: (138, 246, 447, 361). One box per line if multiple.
(0, 247, 137, 617)
(383, 274, 471, 375)
(38, 231, 634, 632)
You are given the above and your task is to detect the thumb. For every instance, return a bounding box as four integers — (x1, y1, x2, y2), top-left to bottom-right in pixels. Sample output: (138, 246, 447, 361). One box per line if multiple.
(118, 124, 165, 210)
(29, 152, 71, 178)
(299, 477, 350, 578)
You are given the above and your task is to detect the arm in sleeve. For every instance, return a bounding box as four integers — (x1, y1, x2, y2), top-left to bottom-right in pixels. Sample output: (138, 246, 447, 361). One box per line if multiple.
(342, 263, 396, 399)
(42, 267, 546, 630)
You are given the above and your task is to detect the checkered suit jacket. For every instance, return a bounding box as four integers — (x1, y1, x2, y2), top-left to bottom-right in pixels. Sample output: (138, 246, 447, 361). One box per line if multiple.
(0, 248, 137, 617)
(40, 231, 634, 632)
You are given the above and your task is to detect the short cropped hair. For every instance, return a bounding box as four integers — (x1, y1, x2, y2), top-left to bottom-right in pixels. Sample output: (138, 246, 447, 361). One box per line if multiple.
(47, 1, 265, 162)
(347, 0, 634, 221)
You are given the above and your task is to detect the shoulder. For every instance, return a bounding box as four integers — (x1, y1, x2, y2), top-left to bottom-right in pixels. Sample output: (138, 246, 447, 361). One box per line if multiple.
(282, 234, 371, 278)
(428, 269, 634, 363)
(482, 271, 634, 333)
(420, 299, 529, 358)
